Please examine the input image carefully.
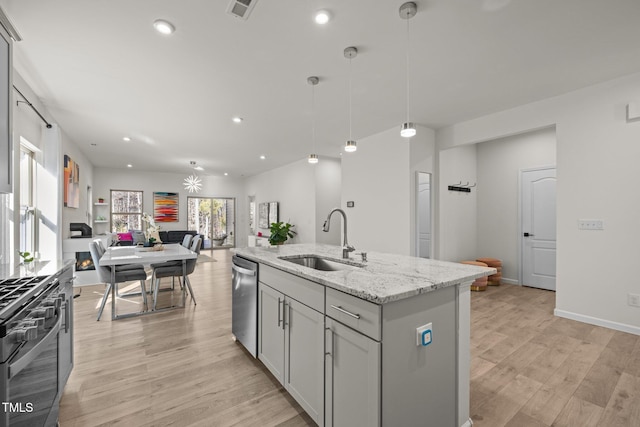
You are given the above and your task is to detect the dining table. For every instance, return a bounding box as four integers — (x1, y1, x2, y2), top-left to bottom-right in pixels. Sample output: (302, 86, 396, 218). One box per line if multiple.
(99, 243, 197, 320)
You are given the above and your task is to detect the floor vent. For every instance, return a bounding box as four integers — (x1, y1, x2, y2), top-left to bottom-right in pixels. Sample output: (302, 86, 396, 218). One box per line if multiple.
(227, 0, 258, 20)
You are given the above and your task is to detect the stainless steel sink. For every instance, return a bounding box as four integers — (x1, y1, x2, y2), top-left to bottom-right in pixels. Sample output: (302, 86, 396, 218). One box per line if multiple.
(279, 255, 363, 272)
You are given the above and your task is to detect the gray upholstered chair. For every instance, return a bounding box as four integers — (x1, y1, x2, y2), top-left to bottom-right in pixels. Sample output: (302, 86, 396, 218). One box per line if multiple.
(94, 239, 143, 272)
(89, 241, 148, 321)
(151, 236, 201, 310)
(181, 234, 193, 248)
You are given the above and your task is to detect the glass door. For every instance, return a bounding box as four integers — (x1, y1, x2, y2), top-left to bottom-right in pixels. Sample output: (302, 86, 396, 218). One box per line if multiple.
(187, 197, 235, 249)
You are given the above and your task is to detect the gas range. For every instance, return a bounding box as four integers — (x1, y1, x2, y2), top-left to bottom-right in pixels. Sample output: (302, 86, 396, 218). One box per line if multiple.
(0, 275, 62, 363)
(0, 276, 51, 320)
(0, 264, 74, 427)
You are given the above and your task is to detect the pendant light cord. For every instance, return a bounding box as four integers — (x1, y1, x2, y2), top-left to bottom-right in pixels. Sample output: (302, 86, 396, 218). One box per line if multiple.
(405, 16, 411, 124)
(312, 83, 316, 153)
(349, 57, 353, 140)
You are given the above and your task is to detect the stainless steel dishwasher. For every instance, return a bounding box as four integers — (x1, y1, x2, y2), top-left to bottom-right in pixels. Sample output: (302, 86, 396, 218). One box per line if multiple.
(231, 255, 258, 357)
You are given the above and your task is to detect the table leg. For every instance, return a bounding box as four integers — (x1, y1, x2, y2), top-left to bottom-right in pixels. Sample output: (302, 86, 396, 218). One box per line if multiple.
(111, 267, 116, 321)
(182, 259, 187, 307)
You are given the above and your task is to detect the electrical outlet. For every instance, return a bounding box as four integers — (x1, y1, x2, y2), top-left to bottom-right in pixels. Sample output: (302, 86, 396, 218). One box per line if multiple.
(628, 293, 640, 307)
(416, 323, 432, 347)
(578, 219, 604, 230)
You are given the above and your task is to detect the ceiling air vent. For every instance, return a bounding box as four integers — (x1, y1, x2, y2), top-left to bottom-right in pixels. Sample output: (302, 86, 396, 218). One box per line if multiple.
(227, 0, 258, 20)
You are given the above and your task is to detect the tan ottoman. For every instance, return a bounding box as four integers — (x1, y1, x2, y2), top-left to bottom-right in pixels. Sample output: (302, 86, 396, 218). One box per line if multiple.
(460, 260, 489, 291)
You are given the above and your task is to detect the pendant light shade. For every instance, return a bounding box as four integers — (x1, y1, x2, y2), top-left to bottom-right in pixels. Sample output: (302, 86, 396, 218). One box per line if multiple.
(345, 140, 357, 152)
(400, 122, 416, 138)
(344, 46, 358, 153)
(307, 76, 320, 164)
(400, 2, 417, 138)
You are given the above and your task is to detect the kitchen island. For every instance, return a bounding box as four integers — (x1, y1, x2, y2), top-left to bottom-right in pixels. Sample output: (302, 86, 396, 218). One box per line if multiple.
(233, 244, 494, 427)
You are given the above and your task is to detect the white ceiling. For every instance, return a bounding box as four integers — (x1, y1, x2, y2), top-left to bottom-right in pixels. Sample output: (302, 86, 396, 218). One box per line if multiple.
(2, 0, 640, 177)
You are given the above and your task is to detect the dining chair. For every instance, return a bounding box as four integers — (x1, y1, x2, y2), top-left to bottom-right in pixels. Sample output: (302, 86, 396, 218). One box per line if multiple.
(94, 239, 143, 272)
(181, 234, 193, 248)
(151, 236, 201, 310)
(89, 241, 148, 321)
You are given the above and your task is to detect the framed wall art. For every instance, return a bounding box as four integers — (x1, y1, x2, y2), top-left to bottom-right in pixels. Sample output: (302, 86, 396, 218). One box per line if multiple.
(154, 192, 179, 222)
(63, 154, 80, 208)
(258, 202, 269, 228)
(268, 201, 279, 225)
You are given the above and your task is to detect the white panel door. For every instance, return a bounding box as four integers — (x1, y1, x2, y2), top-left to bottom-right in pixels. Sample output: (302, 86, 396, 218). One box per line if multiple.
(521, 168, 557, 290)
(417, 172, 431, 258)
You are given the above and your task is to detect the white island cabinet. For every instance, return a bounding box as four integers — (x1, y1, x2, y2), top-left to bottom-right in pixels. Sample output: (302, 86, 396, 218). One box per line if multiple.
(236, 244, 494, 427)
(258, 264, 325, 425)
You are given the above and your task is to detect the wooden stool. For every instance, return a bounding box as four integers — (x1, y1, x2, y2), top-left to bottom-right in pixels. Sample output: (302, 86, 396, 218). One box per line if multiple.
(460, 260, 489, 291)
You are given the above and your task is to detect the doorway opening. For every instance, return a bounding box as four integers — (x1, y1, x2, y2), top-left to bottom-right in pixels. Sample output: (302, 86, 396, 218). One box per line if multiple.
(187, 197, 236, 250)
(415, 172, 432, 258)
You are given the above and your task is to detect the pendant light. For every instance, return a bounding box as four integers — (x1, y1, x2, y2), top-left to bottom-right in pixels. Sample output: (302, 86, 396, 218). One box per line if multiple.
(344, 46, 358, 152)
(400, 2, 417, 138)
(183, 161, 203, 193)
(307, 76, 320, 164)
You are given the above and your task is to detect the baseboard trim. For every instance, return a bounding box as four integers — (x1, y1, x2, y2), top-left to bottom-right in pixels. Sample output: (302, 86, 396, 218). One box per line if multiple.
(554, 309, 640, 336)
(460, 418, 473, 427)
(501, 278, 519, 285)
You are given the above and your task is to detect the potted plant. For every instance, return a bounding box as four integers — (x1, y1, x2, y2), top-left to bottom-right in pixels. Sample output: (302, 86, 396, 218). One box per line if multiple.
(18, 251, 34, 264)
(268, 221, 297, 245)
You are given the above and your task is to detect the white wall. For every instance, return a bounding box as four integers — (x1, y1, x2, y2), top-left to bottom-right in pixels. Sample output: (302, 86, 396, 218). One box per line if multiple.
(436, 144, 478, 262)
(410, 126, 436, 256)
(437, 71, 640, 334)
(341, 125, 435, 256)
(476, 127, 556, 283)
(11, 72, 88, 261)
(61, 130, 93, 239)
(244, 159, 318, 245)
(93, 167, 245, 238)
(315, 158, 342, 245)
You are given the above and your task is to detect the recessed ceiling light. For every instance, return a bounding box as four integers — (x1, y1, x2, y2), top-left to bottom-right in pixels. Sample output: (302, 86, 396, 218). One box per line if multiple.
(194, 166, 204, 171)
(224, 172, 228, 176)
(232, 117, 243, 123)
(123, 137, 131, 142)
(127, 164, 133, 168)
(260, 155, 266, 160)
(315, 10, 330, 24)
(153, 19, 175, 35)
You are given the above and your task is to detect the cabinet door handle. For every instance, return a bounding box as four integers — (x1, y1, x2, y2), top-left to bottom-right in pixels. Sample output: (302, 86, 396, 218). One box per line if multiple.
(325, 327, 333, 356)
(330, 304, 360, 319)
(277, 297, 282, 327)
(283, 300, 288, 330)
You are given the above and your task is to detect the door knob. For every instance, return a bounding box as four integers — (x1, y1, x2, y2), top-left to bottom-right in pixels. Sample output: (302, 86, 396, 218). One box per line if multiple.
(524, 232, 534, 237)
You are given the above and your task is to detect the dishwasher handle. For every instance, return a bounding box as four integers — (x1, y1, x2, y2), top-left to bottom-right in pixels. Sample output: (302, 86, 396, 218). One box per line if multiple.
(232, 264, 256, 276)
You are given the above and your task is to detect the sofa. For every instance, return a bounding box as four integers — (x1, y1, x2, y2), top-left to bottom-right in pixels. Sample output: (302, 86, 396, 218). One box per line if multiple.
(114, 230, 201, 246)
(159, 230, 202, 244)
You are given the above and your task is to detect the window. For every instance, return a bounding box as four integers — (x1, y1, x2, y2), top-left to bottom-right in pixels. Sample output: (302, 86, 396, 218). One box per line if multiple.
(19, 144, 36, 255)
(110, 190, 143, 232)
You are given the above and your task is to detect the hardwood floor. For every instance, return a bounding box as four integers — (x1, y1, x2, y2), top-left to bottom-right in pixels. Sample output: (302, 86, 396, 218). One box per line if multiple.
(471, 283, 640, 427)
(60, 250, 640, 426)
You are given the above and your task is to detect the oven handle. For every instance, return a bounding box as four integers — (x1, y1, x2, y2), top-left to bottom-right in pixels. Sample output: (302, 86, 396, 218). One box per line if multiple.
(8, 317, 62, 380)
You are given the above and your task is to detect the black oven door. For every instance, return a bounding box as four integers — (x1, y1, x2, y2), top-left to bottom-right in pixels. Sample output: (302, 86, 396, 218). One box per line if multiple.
(2, 317, 61, 427)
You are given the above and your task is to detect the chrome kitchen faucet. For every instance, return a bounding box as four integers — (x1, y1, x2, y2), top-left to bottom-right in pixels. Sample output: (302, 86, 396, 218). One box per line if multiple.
(322, 208, 355, 259)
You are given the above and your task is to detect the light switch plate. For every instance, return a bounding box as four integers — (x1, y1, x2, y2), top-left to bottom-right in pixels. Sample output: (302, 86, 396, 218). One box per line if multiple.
(578, 219, 604, 230)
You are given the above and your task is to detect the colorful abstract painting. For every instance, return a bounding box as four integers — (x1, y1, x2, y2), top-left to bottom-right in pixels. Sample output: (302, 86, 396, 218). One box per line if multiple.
(154, 192, 179, 222)
(63, 154, 80, 208)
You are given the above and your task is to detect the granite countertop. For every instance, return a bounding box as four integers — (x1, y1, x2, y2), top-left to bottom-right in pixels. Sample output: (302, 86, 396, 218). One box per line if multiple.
(0, 259, 74, 280)
(233, 244, 495, 304)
